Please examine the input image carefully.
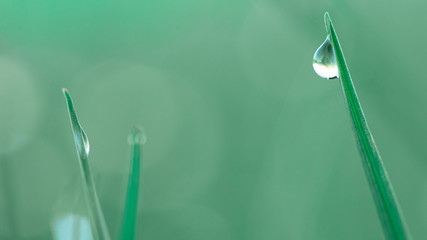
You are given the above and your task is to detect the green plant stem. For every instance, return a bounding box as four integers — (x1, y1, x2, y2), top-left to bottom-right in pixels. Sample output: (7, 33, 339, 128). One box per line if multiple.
(0, 158, 18, 238)
(324, 12, 411, 240)
(120, 126, 144, 240)
(62, 88, 111, 240)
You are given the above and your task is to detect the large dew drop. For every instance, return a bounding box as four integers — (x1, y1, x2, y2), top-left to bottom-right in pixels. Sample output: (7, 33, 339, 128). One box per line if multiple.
(313, 35, 338, 79)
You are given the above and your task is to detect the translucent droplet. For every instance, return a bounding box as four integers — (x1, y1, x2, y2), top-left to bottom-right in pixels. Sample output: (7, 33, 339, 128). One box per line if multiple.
(313, 35, 338, 79)
(73, 127, 90, 159)
(127, 125, 147, 145)
(63, 88, 90, 160)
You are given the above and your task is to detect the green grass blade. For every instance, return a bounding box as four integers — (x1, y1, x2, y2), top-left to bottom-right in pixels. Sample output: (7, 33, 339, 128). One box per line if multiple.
(0, 162, 18, 238)
(323, 13, 412, 240)
(62, 88, 111, 240)
(120, 126, 146, 240)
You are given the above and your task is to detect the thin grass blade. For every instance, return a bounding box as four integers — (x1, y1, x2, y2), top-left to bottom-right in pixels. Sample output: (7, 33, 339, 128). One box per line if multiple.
(120, 126, 146, 240)
(62, 88, 111, 240)
(323, 13, 411, 240)
(0, 162, 18, 239)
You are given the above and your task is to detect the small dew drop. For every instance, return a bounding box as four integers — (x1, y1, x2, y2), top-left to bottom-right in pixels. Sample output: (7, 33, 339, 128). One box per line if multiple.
(313, 35, 338, 79)
(127, 125, 147, 145)
(74, 128, 90, 159)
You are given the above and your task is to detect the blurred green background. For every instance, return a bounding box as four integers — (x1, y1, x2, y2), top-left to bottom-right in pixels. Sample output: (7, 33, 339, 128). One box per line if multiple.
(1, 0, 426, 239)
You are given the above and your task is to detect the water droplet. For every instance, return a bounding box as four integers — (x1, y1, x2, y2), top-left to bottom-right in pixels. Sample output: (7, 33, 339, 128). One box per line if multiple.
(127, 125, 147, 145)
(313, 35, 338, 79)
(63, 88, 90, 160)
(73, 127, 90, 159)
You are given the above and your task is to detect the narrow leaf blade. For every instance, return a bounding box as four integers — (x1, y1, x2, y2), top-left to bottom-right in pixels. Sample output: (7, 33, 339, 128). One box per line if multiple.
(120, 126, 145, 240)
(324, 13, 411, 240)
(62, 88, 111, 240)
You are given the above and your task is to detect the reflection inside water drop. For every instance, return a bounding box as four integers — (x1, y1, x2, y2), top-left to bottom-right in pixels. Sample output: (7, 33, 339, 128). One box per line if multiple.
(313, 35, 338, 79)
